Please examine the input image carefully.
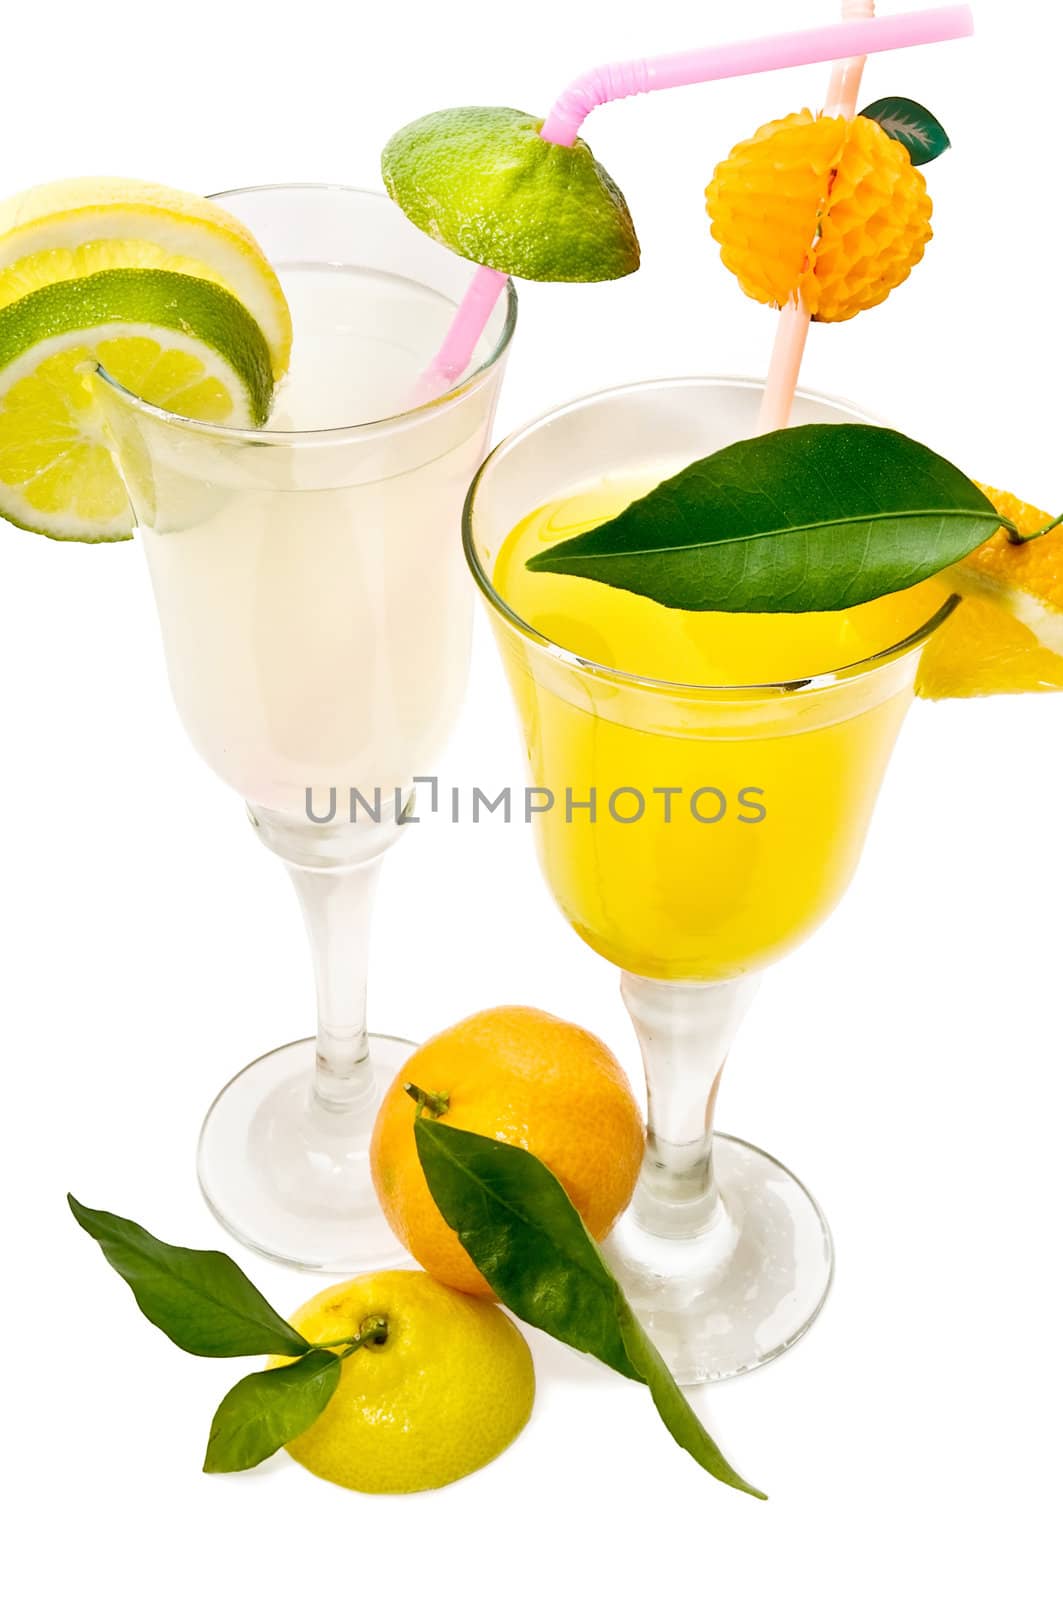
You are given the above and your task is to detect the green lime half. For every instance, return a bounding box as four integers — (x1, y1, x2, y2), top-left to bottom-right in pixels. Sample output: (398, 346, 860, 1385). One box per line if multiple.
(382, 106, 640, 283)
(0, 268, 275, 541)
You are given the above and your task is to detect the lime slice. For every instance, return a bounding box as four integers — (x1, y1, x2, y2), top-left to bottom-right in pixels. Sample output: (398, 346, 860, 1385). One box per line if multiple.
(0, 268, 274, 541)
(0, 178, 291, 379)
(382, 106, 640, 282)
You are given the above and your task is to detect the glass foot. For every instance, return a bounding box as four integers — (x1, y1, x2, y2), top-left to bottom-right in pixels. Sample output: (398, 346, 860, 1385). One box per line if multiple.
(197, 1035, 414, 1273)
(602, 1133, 833, 1385)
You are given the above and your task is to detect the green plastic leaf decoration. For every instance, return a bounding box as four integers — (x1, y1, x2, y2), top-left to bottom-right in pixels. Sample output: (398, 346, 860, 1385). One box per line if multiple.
(414, 1119, 765, 1498)
(68, 1195, 310, 1359)
(526, 425, 1006, 613)
(381, 106, 640, 282)
(860, 97, 951, 165)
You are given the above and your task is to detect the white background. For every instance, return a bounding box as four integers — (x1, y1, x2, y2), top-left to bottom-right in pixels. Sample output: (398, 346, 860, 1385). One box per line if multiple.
(2, 1, 1060, 1595)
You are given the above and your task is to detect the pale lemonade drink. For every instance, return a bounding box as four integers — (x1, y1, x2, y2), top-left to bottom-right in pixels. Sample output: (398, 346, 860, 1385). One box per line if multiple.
(494, 472, 939, 983)
(135, 261, 502, 816)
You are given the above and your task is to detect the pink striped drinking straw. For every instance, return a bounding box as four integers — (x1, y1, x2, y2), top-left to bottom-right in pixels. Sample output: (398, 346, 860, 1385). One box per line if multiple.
(411, 4, 973, 404)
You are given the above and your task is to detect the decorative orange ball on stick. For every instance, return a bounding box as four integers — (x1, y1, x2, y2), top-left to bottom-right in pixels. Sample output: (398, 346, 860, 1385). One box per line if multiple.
(705, 108, 934, 322)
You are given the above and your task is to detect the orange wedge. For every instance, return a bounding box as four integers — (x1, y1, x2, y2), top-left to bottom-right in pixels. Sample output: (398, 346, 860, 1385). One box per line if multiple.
(917, 487, 1063, 698)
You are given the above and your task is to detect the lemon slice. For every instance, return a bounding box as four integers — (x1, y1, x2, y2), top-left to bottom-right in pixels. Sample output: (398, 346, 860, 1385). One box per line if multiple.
(0, 178, 291, 378)
(0, 268, 275, 541)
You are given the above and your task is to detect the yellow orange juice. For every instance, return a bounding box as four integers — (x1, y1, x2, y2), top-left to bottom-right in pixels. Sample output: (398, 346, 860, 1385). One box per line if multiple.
(492, 472, 942, 981)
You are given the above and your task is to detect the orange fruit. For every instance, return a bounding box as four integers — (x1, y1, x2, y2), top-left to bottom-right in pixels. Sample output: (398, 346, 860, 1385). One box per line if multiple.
(705, 109, 932, 322)
(370, 1006, 645, 1296)
(917, 486, 1063, 698)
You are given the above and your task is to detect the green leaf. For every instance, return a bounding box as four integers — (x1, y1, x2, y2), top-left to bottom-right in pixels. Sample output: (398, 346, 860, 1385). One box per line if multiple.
(860, 96, 951, 165)
(381, 106, 640, 282)
(616, 1310, 764, 1497)
(414, 1118, 639, 1380)
(414, 1121, 765, 1498)
(68, 1195, 310, 1359)
(203, 1351, 341, 1474)
(526, 425, 1006, 613)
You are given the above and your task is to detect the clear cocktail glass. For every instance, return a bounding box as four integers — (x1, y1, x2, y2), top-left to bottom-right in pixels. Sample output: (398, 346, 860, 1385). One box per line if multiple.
(98, 185, 516, 1271)
(464, 377, 956, 1383)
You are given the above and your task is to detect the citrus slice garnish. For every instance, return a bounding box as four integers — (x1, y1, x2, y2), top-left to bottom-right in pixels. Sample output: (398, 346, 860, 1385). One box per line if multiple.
(917, 487, 1063, 697)
(0, 178, 291, 378)
(705, 109, 933, 322)
(382, 106, 640, 282)
(0, 268, 275, 541)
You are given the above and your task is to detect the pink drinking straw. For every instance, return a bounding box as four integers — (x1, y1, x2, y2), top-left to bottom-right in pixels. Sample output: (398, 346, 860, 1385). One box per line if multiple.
(757, 0, 877, 433)
(413, 4, 973, 401)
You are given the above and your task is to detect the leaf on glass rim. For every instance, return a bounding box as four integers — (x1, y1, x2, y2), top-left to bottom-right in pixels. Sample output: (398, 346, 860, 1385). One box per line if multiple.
(203, 1351, 341, 1474)
(526, 425, 1006, 614)
(414, 1120, 766, 1499)
(860, 96, 951, 165)
(68, 1195, 310, 1359)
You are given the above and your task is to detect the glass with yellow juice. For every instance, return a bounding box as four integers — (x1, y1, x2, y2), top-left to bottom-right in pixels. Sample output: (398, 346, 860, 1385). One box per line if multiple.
(465, 379, 955, 1383)
(494, 473, 945, 982)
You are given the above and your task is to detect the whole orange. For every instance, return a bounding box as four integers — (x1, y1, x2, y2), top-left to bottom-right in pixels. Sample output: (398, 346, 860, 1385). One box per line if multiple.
(370, 1006, 645, 1296)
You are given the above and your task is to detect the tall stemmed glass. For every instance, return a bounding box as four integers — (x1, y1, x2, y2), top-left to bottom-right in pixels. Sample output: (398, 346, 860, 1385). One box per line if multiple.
(98, 186, 516, 1271)
(464, 378, 956, 1383)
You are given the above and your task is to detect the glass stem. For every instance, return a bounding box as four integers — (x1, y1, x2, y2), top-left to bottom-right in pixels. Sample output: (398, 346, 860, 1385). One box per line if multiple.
(286, 855, 381, 1115)
(249, 802, 408, 1119)
(621, 971, 760, 1238)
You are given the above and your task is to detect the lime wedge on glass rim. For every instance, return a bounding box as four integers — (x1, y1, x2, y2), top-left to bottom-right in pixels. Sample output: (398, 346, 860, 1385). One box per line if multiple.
(0, 268, 275, 542)
(382, 106, 641, 282)
(0, 177, 291, 378)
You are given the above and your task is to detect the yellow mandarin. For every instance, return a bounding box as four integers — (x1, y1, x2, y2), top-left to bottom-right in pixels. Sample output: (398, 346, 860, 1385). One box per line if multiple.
(271, 1271, 534, 1494)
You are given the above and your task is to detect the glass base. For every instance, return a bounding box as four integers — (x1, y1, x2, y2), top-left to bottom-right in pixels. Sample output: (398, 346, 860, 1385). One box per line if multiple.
(602, 1133, 833, 1386)
(197, 1035, 414, 1273)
